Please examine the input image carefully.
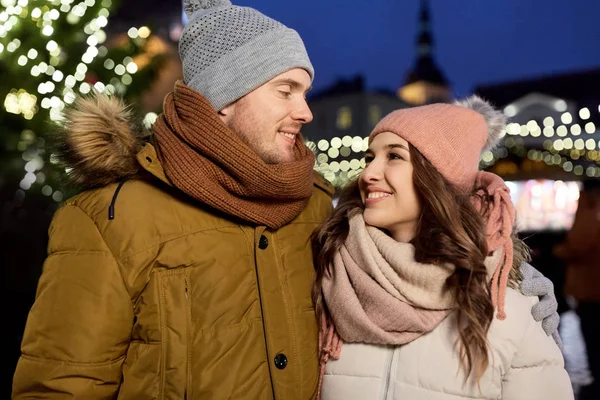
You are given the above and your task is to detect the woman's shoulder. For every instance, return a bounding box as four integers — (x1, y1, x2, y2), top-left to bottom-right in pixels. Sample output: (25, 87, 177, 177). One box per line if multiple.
(501, 287, 538, 320)
(489, 291, 572, 398)
(488, 288, 563, 365)
(488, 288, 539, 341)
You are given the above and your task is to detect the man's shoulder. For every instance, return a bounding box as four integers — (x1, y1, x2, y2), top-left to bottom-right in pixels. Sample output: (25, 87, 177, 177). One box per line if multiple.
(64, 177, 169, 216)
(312, 171, 335, 197)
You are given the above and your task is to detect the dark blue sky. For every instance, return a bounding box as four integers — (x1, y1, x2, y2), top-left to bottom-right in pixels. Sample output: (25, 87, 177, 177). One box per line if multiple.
(236, 0, 600, 97)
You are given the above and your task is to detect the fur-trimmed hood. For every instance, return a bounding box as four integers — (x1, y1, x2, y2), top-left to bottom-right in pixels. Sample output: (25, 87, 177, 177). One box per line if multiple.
(57, 93, 149, 190)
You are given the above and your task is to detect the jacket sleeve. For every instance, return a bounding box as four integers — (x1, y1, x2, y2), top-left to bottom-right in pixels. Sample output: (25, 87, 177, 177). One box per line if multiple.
(12, 204, 134, 399)
(501, 312, 574, 400)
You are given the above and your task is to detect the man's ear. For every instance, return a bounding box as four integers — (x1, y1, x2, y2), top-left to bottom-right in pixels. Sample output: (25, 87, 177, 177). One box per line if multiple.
(219, 103, 234, 118)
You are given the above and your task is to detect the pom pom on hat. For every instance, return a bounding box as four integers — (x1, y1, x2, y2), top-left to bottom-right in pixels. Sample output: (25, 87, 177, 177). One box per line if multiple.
(454, 95, 506, 153)
(184, 0, 231, 18)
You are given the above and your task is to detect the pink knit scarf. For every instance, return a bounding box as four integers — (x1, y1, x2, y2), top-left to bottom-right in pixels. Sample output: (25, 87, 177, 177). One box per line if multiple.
(317, 213, 456, 397)
(471, 171, 516, 320)
(317, 180, 514, 398)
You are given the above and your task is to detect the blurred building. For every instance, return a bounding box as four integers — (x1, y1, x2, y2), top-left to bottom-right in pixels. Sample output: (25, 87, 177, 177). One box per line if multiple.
(470, 69, 600, 234)
(397, 0, 451, 105)
(304, 0, 449, 187)
(302, 76, 409, 185)
(474, 68, 600, 182)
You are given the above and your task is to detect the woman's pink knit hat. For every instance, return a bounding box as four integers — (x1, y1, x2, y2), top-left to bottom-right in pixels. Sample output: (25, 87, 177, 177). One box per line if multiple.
(369, 96, 515, 320)
(370, 96, 506, 190)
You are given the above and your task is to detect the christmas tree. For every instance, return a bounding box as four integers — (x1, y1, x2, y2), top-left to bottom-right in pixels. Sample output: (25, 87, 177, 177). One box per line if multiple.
(0, 0, 164, 210)
(0, 1, 168, 392)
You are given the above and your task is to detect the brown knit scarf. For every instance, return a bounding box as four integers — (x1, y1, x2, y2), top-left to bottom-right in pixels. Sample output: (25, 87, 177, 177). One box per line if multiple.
(152, 82, 315, 229)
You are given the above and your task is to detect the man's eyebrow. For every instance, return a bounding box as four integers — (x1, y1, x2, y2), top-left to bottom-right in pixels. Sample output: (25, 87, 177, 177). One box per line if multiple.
(272, 78, 311, 93)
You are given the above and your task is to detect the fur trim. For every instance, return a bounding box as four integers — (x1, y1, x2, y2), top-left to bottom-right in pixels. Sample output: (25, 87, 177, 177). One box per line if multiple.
(454, 95, 506, 152)
(56, 93, 146, 190)
(183, 0, 231, 18)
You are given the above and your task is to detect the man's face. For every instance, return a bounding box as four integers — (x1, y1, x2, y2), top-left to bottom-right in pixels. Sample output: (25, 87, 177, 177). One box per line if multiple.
(220, 68, 313, 164)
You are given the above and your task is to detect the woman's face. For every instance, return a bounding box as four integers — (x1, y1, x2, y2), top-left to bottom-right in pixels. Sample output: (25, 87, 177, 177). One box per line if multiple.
(359, 132, 421, 242)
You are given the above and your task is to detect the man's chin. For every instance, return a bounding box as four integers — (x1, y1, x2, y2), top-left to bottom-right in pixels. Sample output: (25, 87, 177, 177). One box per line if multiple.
(279, 149, 296, 164)
(258, 150, 294, 165)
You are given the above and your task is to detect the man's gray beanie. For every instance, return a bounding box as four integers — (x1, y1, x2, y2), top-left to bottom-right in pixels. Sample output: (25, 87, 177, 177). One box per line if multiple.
(180, 0, 314, 111)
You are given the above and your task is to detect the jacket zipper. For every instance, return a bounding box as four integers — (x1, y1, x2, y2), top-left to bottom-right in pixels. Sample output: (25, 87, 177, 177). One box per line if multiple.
(253, 233, 277, 399)
(185, 278, 190, 399)
(382, 348, 394, 400)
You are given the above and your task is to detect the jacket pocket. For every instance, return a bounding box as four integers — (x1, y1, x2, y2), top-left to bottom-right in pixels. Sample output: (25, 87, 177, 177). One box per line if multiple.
(157, 268, 192, 400)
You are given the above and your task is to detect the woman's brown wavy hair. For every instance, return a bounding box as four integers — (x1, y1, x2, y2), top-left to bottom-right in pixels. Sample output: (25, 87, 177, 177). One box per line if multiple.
(312, 146, 528, 383)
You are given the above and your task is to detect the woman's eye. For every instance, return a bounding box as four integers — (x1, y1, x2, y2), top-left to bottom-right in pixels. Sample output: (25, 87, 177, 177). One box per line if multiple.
(364, 155, 374, 164)
(389, 152, 402, 160)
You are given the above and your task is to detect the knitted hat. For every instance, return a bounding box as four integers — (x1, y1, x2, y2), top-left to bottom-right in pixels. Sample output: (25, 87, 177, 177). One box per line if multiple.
(369, 96, 506, 191)
(370, 96, 515, 320)
(180, 0, 314, 111)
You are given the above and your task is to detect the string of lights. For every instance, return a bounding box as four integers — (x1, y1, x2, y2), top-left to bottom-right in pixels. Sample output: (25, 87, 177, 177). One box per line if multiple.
(307, 104, 600, 187)
(1, 0, 158, 205)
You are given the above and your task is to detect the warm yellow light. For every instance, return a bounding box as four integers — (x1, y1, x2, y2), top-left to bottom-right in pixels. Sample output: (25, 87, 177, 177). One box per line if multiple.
(143, 112, 158, 128)
(507, 123, 520, 136)
(87, 35, 98, 46)
(126, 62, 138, 74)
(561, 112, 572, 124)
(504, 105, 517, 117)
(42, 25, 53, 36)
(114, 64, 125, 75)
(553, 139, 564, 151)
(554, 100, 567, 112)
(79, 82, 91, 94)
(4, 93, 20, 114)
(93, 82, 106, 92)
(563, 138, 573, 149)
(52, 71, 64, 82)
(138, 26, 151, 38)
(585, 122, 596, 134)
(46, 40, 57, 51)
(520, 125, 529, 137)
(563, 162, 573, 172)
(481, 151, 494, 162)
(81, 53, 94, 63)
(586, 139, 596, 150)
(127, 27, 138, 39)
(543, 117, 554, 127)
(556, 125, 568, 137)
